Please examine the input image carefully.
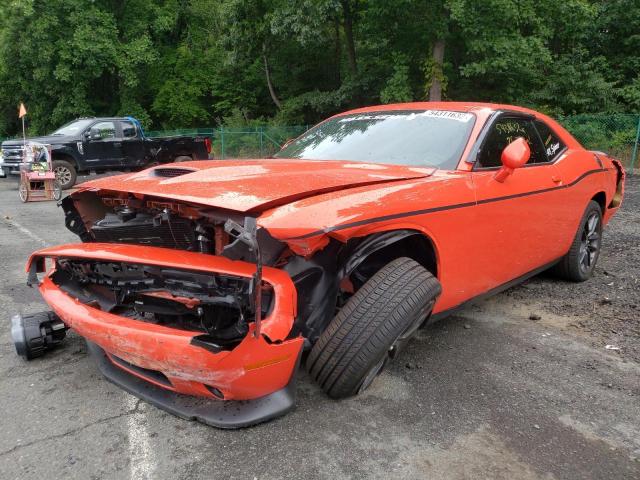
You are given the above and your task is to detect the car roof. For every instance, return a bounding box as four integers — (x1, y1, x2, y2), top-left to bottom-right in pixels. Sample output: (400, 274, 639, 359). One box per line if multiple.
(337, 101, 539, 117)
(74, 117, 131, 122)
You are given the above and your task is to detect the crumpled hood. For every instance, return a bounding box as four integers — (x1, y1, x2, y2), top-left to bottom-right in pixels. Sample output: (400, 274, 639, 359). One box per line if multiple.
(76, 159, 435, 212)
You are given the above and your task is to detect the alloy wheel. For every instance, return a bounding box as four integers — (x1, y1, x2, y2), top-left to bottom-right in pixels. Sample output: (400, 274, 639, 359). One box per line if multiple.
(579, 212, 600, 273)
(54, 166, 72, 186)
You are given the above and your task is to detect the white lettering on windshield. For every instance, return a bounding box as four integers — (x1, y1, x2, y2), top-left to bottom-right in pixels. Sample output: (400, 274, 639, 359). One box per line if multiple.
(338, 110, 474, 123)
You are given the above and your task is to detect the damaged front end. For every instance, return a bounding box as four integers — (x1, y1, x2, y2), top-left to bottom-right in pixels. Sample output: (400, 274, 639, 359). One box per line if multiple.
(25, 190, 315, 427)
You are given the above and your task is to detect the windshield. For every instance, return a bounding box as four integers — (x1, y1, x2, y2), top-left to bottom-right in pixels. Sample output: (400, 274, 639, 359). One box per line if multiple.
(51, 119, 94, 136)
(275, 110, 475, 169)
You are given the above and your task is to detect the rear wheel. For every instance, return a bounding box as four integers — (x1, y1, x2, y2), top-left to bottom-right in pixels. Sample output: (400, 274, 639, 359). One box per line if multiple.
(552, 200, 603, 282)
(52, 160, 77, 190)
(307, 257, 441, 398)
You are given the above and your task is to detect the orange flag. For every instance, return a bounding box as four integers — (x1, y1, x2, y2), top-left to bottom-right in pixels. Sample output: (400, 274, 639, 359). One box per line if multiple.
(18, 103, 27, 118)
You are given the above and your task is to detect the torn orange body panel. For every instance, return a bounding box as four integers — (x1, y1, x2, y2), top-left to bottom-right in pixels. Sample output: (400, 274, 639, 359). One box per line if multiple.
(29, 243, 302, 400)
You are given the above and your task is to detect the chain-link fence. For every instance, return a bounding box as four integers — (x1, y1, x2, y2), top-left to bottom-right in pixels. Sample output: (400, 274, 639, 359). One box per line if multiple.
(3, 115, 640, 169)
(145, 116, 640, 169)
(145, 126, 309, 160)
(559, 114, 640, 169)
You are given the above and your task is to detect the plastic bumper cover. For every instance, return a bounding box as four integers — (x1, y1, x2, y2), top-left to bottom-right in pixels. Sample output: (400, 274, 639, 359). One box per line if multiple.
(87, 340, 300, 428)
(29, 244, 304, 426)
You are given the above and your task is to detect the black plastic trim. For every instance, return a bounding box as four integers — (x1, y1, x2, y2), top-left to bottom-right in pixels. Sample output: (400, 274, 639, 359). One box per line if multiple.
(109, 353, 173, 388)
(86, 341, 301, 429)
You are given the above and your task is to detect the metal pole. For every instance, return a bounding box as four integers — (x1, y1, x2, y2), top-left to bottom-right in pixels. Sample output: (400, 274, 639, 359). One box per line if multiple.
(220, 127, 225, 160)
(631, 115, 640, 171)
(259, 127, 263, 157)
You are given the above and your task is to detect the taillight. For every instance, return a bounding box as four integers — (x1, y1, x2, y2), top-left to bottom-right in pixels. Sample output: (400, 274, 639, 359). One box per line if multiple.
(204, 137, 212, 154)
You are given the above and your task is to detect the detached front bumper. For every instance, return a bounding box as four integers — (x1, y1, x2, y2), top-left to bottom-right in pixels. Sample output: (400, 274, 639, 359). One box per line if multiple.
(28, 243, 303, 428)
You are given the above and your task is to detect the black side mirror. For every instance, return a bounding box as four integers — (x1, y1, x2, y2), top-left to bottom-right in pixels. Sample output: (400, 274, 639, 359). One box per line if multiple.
(88, 127, 102, 141)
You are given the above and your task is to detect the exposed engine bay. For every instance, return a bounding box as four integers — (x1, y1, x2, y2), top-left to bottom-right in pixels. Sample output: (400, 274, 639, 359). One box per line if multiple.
(50, 258, 269, 351)
(58, 192, 341, 347)
(56, 188, 433, 352)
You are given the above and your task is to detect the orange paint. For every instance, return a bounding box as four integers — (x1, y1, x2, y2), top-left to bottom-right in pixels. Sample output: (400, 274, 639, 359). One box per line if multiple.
(29, 102, 623, 403)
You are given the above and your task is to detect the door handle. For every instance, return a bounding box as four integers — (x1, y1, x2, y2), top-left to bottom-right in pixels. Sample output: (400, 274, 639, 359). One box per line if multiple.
(551, 175, 562, 183)
(113, 142, 122, 147)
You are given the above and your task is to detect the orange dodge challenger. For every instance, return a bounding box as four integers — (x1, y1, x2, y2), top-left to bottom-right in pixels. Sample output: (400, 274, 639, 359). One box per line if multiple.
(12, 102, 625, 428)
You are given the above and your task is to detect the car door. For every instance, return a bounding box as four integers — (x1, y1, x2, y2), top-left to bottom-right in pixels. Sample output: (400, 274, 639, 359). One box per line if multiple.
(119, 120, 147, 168)
(469, 114, 571, 293)
(82, 121, 123, 168)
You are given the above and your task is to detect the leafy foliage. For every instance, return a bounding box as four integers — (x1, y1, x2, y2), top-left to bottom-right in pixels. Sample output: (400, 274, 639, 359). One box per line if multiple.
(0, 0, 637, 137)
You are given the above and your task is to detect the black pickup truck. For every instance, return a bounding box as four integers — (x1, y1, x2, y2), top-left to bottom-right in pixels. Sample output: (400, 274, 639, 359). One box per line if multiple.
(0, 117, 211, 189)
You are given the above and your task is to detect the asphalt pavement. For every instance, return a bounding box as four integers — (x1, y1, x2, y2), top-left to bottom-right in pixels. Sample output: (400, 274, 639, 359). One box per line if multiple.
(0, 176, 638, 480)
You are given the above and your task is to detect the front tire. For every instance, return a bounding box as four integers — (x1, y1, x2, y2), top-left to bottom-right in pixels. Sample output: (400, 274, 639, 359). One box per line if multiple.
(52, 160, 77, 190)
(552, 200, 603, 282)
(306, 257, 441, 399)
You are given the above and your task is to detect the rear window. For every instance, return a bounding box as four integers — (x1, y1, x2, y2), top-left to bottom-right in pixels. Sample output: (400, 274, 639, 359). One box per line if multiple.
(534, 120, 566, 161)
(121, 121, 137, 138)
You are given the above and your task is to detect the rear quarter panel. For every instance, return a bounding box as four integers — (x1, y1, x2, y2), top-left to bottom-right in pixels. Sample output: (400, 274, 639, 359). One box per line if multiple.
(552, 149, 621, 232)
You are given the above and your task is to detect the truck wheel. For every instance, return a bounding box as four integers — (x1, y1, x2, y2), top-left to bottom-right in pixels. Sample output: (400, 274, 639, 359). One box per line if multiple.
(306, 257, 441, 399)
(174, 155, 192, 162)
(52, 160, 77, 190)
(552, 200, 602, 282)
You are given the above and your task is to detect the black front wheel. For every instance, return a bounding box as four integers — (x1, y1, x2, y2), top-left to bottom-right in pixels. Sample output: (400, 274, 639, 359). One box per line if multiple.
(552, 200, 603, 282)
(306, 257, 442, 398)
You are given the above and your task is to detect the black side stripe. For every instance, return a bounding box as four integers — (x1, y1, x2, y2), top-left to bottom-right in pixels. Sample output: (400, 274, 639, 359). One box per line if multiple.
(288, 168, 609, 240)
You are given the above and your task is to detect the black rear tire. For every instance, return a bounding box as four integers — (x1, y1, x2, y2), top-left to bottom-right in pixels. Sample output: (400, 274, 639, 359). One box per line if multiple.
(52, 160, 77, 190)
(552, 200, 603, 282)
(174, 155, 192, 162)
(306, 257, 441, 399)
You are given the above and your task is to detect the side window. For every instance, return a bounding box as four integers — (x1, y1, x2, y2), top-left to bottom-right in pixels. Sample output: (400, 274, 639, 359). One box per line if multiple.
(477, 117, 547, 168)
(91, 121, 116, 140)
(121, 121, 137, 138)
(534, 120, 565, 162)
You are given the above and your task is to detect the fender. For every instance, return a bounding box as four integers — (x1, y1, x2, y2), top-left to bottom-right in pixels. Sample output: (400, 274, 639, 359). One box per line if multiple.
(339, 229, 438, 280)
(51, 144, 84, 169)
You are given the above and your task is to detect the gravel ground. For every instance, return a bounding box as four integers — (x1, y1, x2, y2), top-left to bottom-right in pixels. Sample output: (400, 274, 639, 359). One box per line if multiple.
(499, 174, 640, 363)
(0, 174, 638, 480)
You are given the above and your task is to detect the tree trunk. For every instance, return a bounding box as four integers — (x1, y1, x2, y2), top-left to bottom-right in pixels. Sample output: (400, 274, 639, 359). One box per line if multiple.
(341, 0, 357, 75)
(263, 51, 282, 109)
(428, 38, 445, 101)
